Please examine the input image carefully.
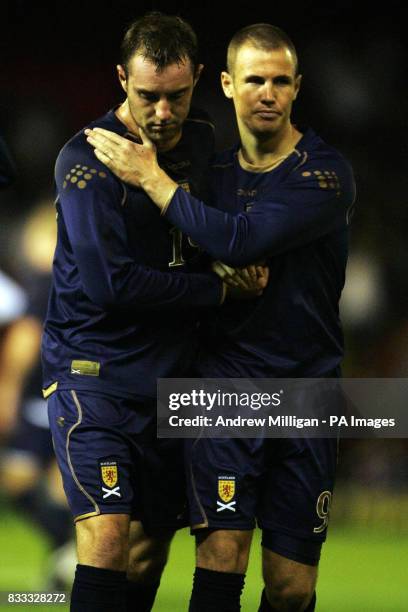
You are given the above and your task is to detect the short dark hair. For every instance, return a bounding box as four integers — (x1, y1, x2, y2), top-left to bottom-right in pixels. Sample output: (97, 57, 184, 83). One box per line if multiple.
(227, 23, 298, 75)
(120, 12, 199, 76)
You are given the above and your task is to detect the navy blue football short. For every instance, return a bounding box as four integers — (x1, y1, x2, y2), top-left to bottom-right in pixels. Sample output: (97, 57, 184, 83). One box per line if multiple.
(48, 389, 187, 532)
(185, 436, 338, 565)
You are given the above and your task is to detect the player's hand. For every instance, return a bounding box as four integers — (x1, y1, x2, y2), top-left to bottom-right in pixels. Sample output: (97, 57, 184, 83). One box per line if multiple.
(85, 127, 158, 188)
(212, 261, 269, 299)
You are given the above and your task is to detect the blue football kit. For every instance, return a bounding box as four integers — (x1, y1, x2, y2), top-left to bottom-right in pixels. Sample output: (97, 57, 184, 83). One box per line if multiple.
(43, 108, 223, 528)
(163, 128, 356, 564)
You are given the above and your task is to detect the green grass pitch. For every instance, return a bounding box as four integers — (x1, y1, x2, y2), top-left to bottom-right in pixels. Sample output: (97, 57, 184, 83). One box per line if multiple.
(0, 509, 407, 610)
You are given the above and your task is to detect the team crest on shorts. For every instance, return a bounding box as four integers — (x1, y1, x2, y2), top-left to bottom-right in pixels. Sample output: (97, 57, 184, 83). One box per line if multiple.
(217, 475, 236, 512)
(99, 460, 121, 500)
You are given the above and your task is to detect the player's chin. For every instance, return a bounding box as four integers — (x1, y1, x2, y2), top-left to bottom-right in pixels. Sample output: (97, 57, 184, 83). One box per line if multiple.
(250, 116, 279, 132)
(146, 125, 179, 141)
(252, 124, 280, 138)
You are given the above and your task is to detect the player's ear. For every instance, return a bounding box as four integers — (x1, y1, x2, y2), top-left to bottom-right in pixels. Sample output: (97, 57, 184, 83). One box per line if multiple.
(293, 74, 302, 100)
(221, 71, 234, 99)
(117, 64, 128, 93)
(193, 64, 204, 87)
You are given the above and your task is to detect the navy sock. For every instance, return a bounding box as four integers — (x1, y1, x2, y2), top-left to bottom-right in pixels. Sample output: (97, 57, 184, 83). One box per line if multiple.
(70, 564, 127, 612)
(258, 589, 316, 611)
(189, 567, 245, 611)
(125, 579, 160, 612)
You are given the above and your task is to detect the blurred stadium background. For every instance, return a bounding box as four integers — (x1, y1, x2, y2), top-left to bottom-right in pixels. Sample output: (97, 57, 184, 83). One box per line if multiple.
(1, 1, 407, 609)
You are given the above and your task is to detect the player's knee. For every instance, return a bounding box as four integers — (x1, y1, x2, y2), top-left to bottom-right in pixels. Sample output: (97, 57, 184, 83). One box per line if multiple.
(262, 546, 317, 611)
(127, 525, 173, 583)
(76, 514, 130, 570)
(265, 579, 314, 612)
(196, 530, 252, 573)
(127, 540, 169, 583)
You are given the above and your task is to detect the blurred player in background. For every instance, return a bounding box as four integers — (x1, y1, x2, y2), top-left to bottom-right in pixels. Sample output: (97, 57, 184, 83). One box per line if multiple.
(0, 271, 28, 437)
(42, 12, 266, 612)
(0, 132, 74, 586)
(0, 203, 75, 589)
(0, 131, 25, 438)
(87, 23, 356, 612)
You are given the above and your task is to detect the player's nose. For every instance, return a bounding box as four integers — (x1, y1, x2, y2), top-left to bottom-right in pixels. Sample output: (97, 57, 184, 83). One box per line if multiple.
(155, 98, 172, 121)
(261, 82, 276, 103)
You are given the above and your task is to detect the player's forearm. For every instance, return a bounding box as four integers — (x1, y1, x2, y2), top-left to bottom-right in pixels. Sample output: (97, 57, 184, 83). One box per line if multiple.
(163, 187, 265, 266)
(72, 243, 224, 311)
(139, 167, 179, 214)
(164, 184, 352, 266)
(61, 187, 224, 311)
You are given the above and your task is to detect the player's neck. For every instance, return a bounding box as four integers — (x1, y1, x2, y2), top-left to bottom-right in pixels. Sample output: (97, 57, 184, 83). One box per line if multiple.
(116, 101, 139, 136)
(240, 123, 301, 169)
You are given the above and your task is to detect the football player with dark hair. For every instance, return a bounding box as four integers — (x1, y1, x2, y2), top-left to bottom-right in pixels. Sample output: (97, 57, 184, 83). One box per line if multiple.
(43, 12, 266, 612)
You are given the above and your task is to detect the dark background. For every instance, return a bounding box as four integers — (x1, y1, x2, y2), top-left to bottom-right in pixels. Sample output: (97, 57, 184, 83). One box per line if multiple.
(1, 0, 407, 470)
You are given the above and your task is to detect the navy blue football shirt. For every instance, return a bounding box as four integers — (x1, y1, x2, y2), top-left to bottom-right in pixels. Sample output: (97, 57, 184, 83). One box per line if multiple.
(42, 108, 223, 400)
(163, 128, 356, 377)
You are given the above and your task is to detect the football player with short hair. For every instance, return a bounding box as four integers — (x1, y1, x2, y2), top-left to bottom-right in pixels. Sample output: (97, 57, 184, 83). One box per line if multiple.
(87, 22, 356, 612)
(43, 13, 266, 612)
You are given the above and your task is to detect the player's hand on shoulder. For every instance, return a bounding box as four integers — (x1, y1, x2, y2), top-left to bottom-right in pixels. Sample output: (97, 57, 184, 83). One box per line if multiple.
(212, 261, 269, 300)
(85, 127, 157, 187)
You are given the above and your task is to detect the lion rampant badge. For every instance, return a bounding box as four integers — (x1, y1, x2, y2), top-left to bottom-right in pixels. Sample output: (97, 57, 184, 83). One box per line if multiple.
(99, 460, 121, 500)
(217, 475, 236, 512)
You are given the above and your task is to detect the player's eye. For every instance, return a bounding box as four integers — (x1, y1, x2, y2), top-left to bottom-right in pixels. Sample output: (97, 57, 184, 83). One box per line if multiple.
(274, 77, 292, 86)
(168, 92, 184, 101)
(138, 91, 159, 102)
(168, 89, 189, 101)
(246, 76, 265, 85)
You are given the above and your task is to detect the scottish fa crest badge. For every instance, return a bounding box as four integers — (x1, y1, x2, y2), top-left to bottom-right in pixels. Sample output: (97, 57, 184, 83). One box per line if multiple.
(217, 475, 236, 512)
(99, 460, 121, 500)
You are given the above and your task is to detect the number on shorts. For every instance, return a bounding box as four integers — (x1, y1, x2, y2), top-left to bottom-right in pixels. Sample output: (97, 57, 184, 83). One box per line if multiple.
(313, 490, 332, 534)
